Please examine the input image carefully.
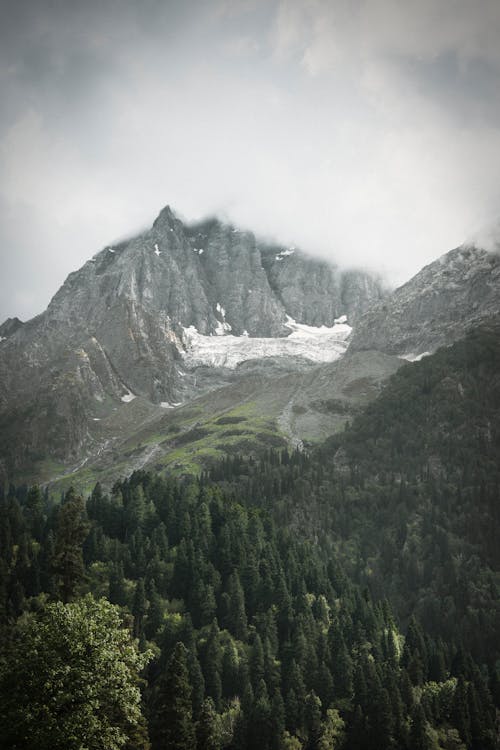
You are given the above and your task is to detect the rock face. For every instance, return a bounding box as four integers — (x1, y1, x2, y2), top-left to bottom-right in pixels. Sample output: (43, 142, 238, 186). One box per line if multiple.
(0, 205, 384, 480)
(262, 248, 382, 326)
(349, 246, 500, 357)
(0, 317, 24, 339)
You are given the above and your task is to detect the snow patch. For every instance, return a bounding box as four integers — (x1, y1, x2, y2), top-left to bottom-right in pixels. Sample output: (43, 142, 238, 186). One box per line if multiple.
(92, 418, 101, 421)
(121, 387, 136, 403)
(275, 248, 295, 260)
(181, 315, 351, 369)
(214, 302, 232, 335)
(154, 244, 162, 256)
(284, 315, 351, 339)
(107, 248, 115, 254)
(160, 401, 182, 409)
(399, 352, 431, 362)
(215, 320, 232, 335)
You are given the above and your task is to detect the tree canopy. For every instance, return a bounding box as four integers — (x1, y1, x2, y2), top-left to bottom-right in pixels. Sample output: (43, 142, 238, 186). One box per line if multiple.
(0, 594, 151, 750)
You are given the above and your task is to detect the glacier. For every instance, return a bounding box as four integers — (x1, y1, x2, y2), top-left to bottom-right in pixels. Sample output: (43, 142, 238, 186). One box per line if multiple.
(180, 315, 352, 370)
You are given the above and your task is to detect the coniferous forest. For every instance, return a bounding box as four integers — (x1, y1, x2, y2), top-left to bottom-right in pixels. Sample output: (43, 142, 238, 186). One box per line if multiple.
(0, 325, 499, 749)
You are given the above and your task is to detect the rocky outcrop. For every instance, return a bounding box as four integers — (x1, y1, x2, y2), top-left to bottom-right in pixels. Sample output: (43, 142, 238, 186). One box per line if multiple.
(0, 317, 24, 339)
(349, 246, 500, 357)
(262, 248, 385, 326)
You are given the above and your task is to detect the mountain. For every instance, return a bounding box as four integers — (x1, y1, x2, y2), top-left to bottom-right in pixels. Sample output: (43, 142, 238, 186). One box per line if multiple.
(0, 206, 384, 485)
(349, 245, 500, 358)
(2, 204, 500, 491)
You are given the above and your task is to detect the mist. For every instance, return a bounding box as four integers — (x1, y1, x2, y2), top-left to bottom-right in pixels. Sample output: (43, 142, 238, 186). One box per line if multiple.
(1, 0, 500, 321)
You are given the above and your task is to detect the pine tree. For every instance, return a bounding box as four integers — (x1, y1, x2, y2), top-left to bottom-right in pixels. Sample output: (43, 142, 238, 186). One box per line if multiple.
(451, 677, 470, 747)
(145, 580, 164, 640)
(108, 561, 128, 607)
(270, 691, 286, 750)
(249, 679, 272, 750)
(409, 703, 432, 750)
(304, 691, 323, 750)
(197, 697, 220, 750)
(250, 632, 265, 689)
(332, 636, 354, 700)
(188, 647, 206, 720)
(151, 641, 195, 750)
(25, 484, 44, 540)
(132, 578, 147, 640)
(205, 620, 223, 709)
(227, 571, 248, 640)
(51, 488, 89, 602)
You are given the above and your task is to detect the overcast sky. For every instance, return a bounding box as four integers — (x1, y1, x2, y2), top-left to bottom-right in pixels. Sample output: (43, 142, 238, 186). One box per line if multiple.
(2, 0, 500, 322)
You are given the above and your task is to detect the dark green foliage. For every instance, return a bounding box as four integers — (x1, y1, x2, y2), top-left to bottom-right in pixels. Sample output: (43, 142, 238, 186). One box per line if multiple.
(1, 328, 499, 748)
(150, 641, 195, 750)
(51, 487, 89, 602)
(212, 326, 500, 664)
(197, 697, 220, 750)
(0, 595, 150, 749)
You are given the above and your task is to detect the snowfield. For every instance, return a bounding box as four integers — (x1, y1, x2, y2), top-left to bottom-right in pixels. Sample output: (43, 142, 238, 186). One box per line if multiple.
(399, 352, 431, 362)
(180, 315, 352, 369)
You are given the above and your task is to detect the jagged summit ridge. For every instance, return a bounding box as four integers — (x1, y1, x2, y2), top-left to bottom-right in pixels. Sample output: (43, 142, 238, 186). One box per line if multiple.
(349, 244, 500, 357)
(0, 317, 23, 341)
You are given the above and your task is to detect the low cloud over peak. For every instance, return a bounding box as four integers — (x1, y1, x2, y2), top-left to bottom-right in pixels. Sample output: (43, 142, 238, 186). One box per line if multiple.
(1, 0, 500, 320)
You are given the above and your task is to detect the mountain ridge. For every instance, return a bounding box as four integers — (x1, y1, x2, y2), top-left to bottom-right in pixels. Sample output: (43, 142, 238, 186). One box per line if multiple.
(0, 205, 385, 484)
(349, 244, 500, 357)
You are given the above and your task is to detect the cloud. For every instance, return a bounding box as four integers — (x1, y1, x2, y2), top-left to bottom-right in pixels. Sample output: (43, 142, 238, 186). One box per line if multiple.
(273, 0, 500, 72)
(1, 0, 500, 321)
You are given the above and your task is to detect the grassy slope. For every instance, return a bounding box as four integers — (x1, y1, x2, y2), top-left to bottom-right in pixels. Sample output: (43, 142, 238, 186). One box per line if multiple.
(27, 350, 401, 494)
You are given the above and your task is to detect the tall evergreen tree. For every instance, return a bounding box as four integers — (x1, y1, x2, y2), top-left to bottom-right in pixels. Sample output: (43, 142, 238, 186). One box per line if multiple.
(150, 642, 195, 750)
(197, 697, 220, 750)
(51, 488, 89, 602)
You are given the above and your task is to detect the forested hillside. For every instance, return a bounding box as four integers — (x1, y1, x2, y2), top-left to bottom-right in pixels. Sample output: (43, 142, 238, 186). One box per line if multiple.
(214, 324, 500, 662)
(0, 324, 499, 749)
(0, 473, 498, 749)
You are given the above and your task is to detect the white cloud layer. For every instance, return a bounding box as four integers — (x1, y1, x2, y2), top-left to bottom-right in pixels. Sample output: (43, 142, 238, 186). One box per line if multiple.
(1, 0, 500, 320)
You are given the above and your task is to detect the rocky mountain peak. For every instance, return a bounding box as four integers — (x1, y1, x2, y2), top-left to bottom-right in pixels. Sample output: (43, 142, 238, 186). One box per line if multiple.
(0, 204, 386, 481)
(349, 244, 500, 357)
(152, 204, 178, 229)
(0, 317, 24, 340)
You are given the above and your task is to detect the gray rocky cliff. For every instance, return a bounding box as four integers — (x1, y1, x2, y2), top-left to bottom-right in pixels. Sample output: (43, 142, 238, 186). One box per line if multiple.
(349, 245, 500, 357)
(0, 317, 24, 339)
(262, 247, 385, 326)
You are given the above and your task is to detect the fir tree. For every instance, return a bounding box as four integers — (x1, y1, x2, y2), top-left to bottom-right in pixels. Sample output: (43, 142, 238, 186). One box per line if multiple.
(151, 641, 195, 750)
(51, 488, 89, 602)
(197, 697, 220, 750)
